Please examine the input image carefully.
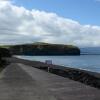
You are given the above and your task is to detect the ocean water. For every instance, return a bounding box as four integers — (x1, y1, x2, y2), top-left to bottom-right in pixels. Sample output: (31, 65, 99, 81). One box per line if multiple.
(17, 55, 100, 73)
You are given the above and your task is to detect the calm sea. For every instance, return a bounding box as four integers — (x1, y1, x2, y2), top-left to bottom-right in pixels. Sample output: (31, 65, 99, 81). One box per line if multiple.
(17, 55, 100, 73)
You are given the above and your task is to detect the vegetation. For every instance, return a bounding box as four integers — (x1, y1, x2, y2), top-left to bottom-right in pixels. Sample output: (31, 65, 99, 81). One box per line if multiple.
(0, 48, 11, 71)
(10, 42, 80, 55)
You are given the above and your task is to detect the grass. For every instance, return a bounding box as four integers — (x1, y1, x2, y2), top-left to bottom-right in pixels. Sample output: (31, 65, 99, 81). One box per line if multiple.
(0, 67, 4, 72)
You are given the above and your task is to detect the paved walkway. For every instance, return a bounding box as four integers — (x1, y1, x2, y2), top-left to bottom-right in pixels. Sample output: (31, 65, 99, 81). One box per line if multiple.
(0, 63, 100, 100)
(0, 63, 56, 100)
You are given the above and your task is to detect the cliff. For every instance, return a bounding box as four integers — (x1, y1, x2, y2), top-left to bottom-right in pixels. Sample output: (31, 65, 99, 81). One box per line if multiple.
(10, 42, 80, 55)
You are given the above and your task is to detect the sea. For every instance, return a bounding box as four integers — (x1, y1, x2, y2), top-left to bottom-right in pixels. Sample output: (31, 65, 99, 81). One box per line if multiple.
(17, 55, 100, 73)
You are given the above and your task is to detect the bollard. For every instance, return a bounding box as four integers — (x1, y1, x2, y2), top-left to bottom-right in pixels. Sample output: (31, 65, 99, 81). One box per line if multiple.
(45, 60, 52, 72)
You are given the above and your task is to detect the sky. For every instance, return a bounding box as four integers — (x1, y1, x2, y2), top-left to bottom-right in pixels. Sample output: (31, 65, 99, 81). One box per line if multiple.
(14, 0, 100, 26)
(0, 0, 100, 47)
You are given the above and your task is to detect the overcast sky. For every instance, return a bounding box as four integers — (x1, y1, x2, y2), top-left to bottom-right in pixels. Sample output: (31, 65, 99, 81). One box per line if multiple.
(0, 0, 100, 47)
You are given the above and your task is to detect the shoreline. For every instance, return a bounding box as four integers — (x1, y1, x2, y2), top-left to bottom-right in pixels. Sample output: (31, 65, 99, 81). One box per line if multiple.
(5, 57, 100, 89)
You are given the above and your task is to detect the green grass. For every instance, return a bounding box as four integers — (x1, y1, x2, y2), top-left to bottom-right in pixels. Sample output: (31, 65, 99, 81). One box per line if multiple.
(0, 63, 6, 72)
(0, 45, 11, 49)
(0, 67, 4, 72)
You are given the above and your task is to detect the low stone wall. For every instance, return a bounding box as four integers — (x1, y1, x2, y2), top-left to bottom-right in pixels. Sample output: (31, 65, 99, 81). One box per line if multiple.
(5, 57, 100, 89)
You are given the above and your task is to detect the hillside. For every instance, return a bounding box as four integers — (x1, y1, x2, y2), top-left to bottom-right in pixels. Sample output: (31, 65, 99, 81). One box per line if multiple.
(9, 42, 80, 55)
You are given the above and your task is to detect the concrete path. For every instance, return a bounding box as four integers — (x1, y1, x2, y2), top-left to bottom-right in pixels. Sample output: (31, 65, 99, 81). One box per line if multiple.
(0, 63, 100, 100)
(0, 63, 56, 100)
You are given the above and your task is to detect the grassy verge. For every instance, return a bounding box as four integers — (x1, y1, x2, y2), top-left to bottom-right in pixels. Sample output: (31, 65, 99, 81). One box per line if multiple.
(0, 67, 4, 72)
(0, 60, 7, 72)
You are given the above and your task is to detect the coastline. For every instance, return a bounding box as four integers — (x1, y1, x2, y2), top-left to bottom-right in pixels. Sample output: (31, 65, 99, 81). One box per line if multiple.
(5, 57, 100, 89)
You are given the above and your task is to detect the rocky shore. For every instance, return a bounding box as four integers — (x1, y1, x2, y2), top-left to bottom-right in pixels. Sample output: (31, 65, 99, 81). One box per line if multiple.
(5, 57, 100, 89)
(47, 67, 100, 88)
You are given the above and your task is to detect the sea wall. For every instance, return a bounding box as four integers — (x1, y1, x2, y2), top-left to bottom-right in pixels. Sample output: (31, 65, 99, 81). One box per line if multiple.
(5, 57, 100, 89)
